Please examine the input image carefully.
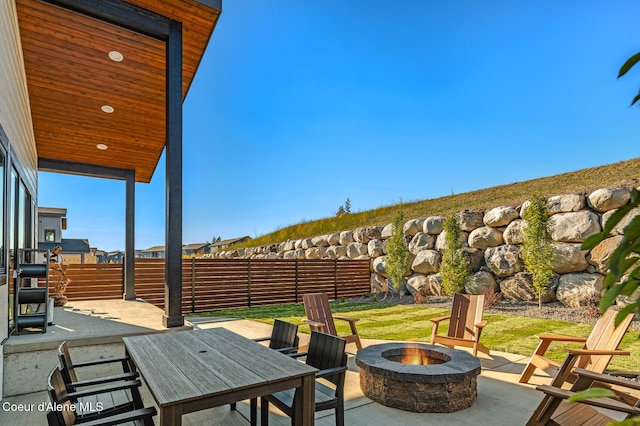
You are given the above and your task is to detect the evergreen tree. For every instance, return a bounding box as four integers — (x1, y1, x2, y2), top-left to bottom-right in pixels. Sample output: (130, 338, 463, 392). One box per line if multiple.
(440, 212, 469, 295)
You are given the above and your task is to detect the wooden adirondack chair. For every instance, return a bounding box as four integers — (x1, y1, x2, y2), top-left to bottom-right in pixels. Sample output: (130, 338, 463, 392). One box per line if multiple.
(302, 293, 363, 350)
(519, 308, 634, 385)
(526, 357, 640, 426)
(429, 293, 490, 357)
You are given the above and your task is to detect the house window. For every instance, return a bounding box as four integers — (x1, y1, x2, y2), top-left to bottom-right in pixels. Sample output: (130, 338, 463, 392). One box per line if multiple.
(45, 230, 55, 242)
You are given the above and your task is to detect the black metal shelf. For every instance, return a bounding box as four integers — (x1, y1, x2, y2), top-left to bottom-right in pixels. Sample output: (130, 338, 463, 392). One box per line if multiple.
(14, 249, 49, 334)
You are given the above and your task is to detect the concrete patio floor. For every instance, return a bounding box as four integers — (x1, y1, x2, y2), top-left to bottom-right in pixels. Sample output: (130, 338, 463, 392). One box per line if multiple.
(0, 299, 630, 425)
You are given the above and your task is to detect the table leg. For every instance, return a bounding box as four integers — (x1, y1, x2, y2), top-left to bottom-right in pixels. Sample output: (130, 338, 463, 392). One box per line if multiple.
(293, 373, 315, 426)
(159, 404, 183, 426)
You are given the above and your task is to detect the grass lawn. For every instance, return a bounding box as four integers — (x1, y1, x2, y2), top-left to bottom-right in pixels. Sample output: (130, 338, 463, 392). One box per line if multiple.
(191, 301, 640, 373)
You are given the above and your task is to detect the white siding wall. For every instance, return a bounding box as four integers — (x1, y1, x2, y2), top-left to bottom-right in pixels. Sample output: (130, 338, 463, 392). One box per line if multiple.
(0, 1, 39, 399)
(0, 1, 38, 188)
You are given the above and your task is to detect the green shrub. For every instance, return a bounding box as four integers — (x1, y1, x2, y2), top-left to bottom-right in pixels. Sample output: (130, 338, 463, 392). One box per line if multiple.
(386, 211, 409, 292)
(440, 212, 469, 295)
(522, 194, 554, 308)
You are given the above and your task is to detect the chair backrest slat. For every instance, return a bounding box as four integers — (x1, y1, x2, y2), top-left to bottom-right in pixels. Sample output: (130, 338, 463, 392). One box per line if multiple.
(303, 293, 338, 336)
(306, 331, 347, 387)
(580, 308, 634, 371)
(448, 293, 484, 341)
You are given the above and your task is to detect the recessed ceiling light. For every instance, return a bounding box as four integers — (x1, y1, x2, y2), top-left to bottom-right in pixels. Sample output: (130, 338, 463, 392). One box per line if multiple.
(108, 51, 124, 62)
(96, 144, 108, 150)
(101, 105, 114, 113)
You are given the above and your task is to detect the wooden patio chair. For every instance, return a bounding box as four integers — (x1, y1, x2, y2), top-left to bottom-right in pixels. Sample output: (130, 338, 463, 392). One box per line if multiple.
(259, 331, 348, 426)
(302, 293, 362, 350)
(46, 366, 156, 426)
(526, 365, 640, 426)
(519, 308, 634, 385)
(429, 293, 490, 357)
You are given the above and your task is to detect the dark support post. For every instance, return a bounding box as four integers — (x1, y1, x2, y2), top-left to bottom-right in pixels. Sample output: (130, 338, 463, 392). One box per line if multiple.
(247, 259, 252, 307)
(334, 259, 338, 300)
(294, 259, 299, 303)
(163, 19, 184, 328)
(123, 169, 136, 300)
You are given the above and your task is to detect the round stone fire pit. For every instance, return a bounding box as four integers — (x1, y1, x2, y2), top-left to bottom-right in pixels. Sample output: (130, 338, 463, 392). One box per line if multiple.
(355, 343, 481, 413)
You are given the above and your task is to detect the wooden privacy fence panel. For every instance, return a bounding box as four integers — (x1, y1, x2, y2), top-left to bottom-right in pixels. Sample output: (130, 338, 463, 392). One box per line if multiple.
(47, 263, 124, 300)
(50, 258, 371, 312)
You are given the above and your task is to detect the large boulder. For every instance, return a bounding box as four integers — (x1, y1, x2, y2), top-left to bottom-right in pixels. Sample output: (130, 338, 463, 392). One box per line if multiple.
(428, 273, 444, 296)
(381, 223, 393, 238)
(587, 235, 624, 274)
(367, 239, 384, 257)
(328, 245, 347, 258)
(339, 231, 354, 246)
(366, 226, 383, 241)
(403, 219, 424, 236)
(546, 194, 585, 215)
(372, 256, 388, 276)
(483, 206, 519, 227)
(408, 232, 435, 254)
(602, 207, 640, 235)
(457, 210, 485, 231)
(500, 272, 555, 302)
(346, 242, 367, 259)
(370, 273, 387, 293)
(411, 250, 441, 274)
(353, 227, 371, 244)
(463, 247, 485, 272)
(551, 243, 589, 274)
(300, 238, 313, 249)
(406, 274, 430, 296)
(588, 187, 631, 212)
(435, 230, 469, 251)
(283, 240, 296, 251)
(468, 226, 504, 249)
(311, 235, 329, 247)
(484, 245, 523, 277)
(548, 211, 601, 242)
(327, 233, 341, 245)
(465, 270, 497, 295)
(503, 219, 525, 245)
(423, 216, 446, 234)
(556, 273, 604, 308)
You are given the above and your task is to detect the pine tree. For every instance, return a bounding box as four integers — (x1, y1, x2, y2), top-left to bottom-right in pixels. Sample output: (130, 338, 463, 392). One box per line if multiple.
(440, 212, 469, 295)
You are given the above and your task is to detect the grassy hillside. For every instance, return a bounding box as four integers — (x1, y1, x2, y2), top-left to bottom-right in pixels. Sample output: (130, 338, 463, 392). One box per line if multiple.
(236, 158, 640, 248)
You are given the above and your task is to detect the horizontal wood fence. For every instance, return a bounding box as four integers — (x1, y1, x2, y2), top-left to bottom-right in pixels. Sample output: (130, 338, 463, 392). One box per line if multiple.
(46, 258, 371, 313)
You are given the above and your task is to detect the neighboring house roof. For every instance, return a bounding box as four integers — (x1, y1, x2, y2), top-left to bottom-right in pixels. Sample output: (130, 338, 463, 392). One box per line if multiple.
(209, 236, 251, 248)
(143, 246, 166, 252)
(183, 243, 209, 251)
(38, 207, 67, 216)
(39, 239, 90, 253)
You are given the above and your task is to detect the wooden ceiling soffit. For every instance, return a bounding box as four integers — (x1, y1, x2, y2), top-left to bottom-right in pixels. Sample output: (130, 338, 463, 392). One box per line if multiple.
(17, 0, 221, 183)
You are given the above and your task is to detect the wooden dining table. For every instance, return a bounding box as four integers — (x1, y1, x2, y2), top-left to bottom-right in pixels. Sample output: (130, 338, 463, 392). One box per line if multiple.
(123, 327, 317, 426)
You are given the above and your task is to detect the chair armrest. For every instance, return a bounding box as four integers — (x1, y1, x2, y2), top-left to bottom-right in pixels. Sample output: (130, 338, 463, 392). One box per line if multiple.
(67, 380, 142, 401)
(565, 348, 630, 357)
(288, 351, 308, 359)
(333, 315, 359, 323)
(80, 407, 157, 426)
(535, 334, 587, 343)
(73, 355, 130, 369)
(302, 319, 326, 331)
(274, 346, 298, 354)
(429, 315, 450, 324)
(68, 372, 139, 389)
(252, 336, 270, 342)
(535, 385, 640, 416)
(316, 366, 348, 379)
(573, 368, 640, 391)
(475, 320, 488, 329)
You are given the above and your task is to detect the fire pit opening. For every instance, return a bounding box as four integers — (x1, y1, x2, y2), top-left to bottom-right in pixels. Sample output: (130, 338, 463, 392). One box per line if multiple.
(356, 343, 481, 413)
(382, 347, 449, 365)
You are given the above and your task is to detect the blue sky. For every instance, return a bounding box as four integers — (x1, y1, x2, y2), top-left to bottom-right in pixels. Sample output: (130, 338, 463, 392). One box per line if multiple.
(38, 1, 640, 252)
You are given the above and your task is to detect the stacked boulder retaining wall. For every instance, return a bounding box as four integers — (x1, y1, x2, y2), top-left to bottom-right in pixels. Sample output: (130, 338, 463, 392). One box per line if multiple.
(202, 185, 640, 308)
